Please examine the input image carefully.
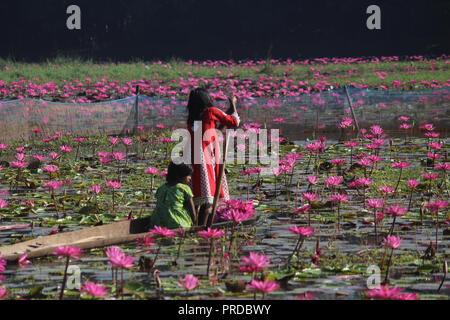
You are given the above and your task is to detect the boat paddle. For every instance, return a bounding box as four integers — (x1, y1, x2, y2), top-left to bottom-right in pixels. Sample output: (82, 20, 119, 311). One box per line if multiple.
(208, 130, 230, 227)
(208, 97, 236, 227)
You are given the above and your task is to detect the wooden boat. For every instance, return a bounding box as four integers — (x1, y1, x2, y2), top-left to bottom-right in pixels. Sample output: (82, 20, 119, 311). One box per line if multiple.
(0, 216, 259, 261)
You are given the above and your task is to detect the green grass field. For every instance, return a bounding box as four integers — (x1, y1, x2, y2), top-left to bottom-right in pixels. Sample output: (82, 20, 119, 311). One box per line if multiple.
(0, 56, 449, 90)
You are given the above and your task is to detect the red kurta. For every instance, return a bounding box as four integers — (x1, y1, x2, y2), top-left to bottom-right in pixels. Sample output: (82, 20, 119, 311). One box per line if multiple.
(188, 106, 240, 207)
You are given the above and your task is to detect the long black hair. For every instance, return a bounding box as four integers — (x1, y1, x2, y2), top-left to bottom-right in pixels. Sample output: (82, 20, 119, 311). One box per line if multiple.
(186, 88, 214, 125)
(166, 161, 193, 184)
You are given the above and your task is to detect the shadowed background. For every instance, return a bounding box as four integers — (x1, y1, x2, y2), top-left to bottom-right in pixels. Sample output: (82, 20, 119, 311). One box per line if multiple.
(0, 0, 449, 61)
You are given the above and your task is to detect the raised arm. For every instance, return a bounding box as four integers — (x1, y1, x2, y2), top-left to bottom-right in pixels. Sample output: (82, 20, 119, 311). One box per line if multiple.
(209, 105, 240, 128)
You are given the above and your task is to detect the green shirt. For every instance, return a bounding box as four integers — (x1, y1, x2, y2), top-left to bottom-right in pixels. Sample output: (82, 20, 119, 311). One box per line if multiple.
(150, 183, 194, 229)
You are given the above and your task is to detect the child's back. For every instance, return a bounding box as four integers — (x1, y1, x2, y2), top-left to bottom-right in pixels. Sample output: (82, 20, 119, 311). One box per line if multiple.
(150, 182, 194, 229)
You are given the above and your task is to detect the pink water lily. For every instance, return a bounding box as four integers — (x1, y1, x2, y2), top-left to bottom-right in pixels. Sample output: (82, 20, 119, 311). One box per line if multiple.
(288, 226, 315, 236)
(91, 185, 101, 194)
(59, 145, 72, 152)
(421, 173, 440, 180)
(121, 138, 133, 146)
(330, 159, 345, 166)
(0, 287, 7, 299)
(344, 141, 358, 148)
(137, 234, 155, 247)
(392, 161, 410, 169)
(105, 246, 135, 268)
(106, 181, 121, 189)
(43, 165, 58, 175)
(426, 200, 449, 213)
(149, 226, 177, 238)
(426, 200, 449, 251)
(53, 246, 83, 299)
(385, 205, 407, 217)
(197, 228, 226, 240)
(197, 227, 226, 276)
(145, 167, 159, 174)
(399, 123, 411, 130)
(239, 252, 270, 273)
(111, 152, 126, 161)
(302, 192, 318, 203)
(407, 179, 420, 189)
(292, 204, 311, 214)
(366, 284, 418, 300)
(434, 163, 450, 171)
(111, 254, 135, 269)
(324, 176, 343, 188)
(420, 124, 436, 131)
(378, 185, 394, 195)
(329, 193, 348, 203)
(52, 246, 83, 259)
(99, 157, 111, 164)
(178, 274, 201, 292)
(106, 246, 124, 261)
(246, 279, 279, 298)
(18, 253, 31, 268)
(383, 235, 403, 249)
(424, 132, 439, 138)
(49, 152, 60, 160)
(428, 142, 442, 150)
(109, 137, 119, 145)
(44, 180, 64, 191)
(338, 117, 353, 128)
(0, 199, 8, 209)
(366, 198, 384, 209)
(80, 282, 108, 298)
(307, 175, 318, 185)
(15, 153, 25, 161)
(0, 253, 6, 272)
(11, 161, 28, 169)
(366, 198, 385, 242)
(220, 208, 253, 223)
(381, 235, 404, 283)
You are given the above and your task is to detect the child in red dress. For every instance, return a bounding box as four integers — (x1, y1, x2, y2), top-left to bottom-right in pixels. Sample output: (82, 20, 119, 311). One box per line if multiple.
(186, 88, 240, 225)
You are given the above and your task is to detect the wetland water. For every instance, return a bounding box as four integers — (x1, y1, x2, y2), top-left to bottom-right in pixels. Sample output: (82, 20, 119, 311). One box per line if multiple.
(0, 132, 448, 299)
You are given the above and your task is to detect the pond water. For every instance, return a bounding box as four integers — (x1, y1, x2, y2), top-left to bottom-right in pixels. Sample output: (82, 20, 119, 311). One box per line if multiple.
(0, 133, 448, 300)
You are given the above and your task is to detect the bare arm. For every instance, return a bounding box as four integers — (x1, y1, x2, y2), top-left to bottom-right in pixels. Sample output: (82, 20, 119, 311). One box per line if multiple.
(187, 198, 197, 225)
(211, 96, 240, 128)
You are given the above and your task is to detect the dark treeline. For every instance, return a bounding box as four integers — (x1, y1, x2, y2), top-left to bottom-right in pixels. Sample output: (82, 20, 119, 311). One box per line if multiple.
(1, 0, 449, 61)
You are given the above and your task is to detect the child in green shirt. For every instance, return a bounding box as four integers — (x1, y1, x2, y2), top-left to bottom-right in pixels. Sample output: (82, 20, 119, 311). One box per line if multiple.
(150, 162, 197, 229)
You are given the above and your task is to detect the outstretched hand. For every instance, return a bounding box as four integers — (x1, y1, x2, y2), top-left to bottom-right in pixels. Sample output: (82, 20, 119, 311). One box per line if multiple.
(228, 95, 237, 113)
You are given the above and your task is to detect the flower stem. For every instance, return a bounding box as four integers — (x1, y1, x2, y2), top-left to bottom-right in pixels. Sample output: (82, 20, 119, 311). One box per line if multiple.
(384, 248, 394, 284)
(247, 175, 250, 200)
(206, 239, 214, 277)
(174, 231, 186, 264)
(373, 209, 378, 244)
(59, 257, 70, 300)
(287, 236, 304, 265)
(121, 268, 124, 299)
(407, 189, 414, 212)
(394, 168, 402, 194)
(436, 209, 439, 252)
(228, 223, 236, 257)
(389, 215, 397, 236)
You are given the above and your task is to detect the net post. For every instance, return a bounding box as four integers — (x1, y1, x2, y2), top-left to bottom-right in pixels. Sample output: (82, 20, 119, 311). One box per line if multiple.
(134, 85, 140, 135)
(344, 86, 360, 138)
